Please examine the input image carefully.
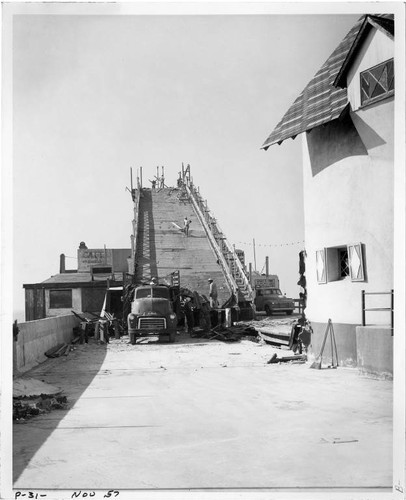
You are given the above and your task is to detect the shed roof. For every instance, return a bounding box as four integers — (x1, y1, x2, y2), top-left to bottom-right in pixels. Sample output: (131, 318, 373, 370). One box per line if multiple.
(261, 14, 394, 150)
(41, 273, 94, 285)
(23, 272, 120, 289)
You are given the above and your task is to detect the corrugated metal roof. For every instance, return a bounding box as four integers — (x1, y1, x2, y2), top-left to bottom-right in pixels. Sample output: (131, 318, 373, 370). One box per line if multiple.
(261, 14, 393, 149)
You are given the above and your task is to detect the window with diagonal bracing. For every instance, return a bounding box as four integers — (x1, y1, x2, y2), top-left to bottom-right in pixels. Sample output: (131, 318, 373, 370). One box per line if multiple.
(360, 58, 394, 106)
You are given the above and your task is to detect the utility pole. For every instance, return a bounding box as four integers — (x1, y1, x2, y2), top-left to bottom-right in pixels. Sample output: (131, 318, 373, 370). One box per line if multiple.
(253, 238, 257, 272)
(265, 256, 269, 277)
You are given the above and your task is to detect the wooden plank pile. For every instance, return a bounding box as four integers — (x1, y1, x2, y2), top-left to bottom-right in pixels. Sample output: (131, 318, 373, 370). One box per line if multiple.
(44, 343, 72, 358)
(194, 324, 259, 342)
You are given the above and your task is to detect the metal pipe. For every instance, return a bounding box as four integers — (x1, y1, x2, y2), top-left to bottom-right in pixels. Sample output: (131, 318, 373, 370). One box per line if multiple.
(391, 289, 394, 336)
(59, 254, 66, 274)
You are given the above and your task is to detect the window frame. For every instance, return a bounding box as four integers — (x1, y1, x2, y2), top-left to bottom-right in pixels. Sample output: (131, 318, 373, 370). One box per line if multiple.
(359, 58, 394, 108)
(316, 243, 365, 284)
(49, 288, 73, 309)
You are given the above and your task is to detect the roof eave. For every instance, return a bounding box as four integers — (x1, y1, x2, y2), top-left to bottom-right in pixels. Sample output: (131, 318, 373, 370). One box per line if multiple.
(334, 15, 394, 89)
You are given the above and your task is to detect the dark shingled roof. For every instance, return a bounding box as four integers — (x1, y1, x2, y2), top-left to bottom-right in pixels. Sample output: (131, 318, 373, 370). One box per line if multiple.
(261, 14, 394, 150)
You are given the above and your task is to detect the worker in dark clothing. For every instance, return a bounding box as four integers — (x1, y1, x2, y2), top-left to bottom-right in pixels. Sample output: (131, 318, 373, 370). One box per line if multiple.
(192, 291, 202, 328)
(200, 295, 212, 332)
(183, 296, 194, 335)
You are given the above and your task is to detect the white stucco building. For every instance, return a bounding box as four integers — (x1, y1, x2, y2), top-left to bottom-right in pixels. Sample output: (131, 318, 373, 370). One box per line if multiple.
(262, 14, 394, 373)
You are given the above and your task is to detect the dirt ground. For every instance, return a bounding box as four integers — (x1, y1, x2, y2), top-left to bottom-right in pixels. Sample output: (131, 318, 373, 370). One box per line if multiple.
(13, 318, 393, 491)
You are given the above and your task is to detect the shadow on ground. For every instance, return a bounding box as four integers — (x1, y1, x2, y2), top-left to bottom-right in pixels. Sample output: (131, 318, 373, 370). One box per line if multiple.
(13, 339, 108, 483)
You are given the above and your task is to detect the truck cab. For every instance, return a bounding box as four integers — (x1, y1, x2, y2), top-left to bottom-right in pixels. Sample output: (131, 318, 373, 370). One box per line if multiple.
(254, 287, 294, 316)
(127, 285, 177, 344)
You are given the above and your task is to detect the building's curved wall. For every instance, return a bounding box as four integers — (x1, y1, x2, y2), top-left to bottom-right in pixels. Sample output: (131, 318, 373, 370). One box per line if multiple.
(303, 98, 394, 326)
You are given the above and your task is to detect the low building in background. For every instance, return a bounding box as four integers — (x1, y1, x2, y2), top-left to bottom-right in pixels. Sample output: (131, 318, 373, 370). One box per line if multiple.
(23, 242, 131, 321)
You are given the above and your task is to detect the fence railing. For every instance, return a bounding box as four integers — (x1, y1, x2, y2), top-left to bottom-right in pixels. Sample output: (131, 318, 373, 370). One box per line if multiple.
(361, 290, 394, 335)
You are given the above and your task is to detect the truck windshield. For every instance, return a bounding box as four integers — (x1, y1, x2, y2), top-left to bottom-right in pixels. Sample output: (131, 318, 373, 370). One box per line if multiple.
(135, 287, 170, 299)
(261, 289, 283, 296)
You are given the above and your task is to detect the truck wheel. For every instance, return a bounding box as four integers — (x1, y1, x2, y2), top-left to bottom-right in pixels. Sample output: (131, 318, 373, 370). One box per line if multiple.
(265, 305, 272, 316)
(169, 331, 176, 343)
(130, 332, 136, 345)
(286, 310, 293, 316)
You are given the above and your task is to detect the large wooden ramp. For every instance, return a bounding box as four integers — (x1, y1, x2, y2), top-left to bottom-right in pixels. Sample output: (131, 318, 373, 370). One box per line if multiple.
(135, 187, 231, 305)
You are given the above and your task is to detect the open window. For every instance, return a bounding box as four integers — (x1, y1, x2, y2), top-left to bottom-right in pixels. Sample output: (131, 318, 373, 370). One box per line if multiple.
(316, 243, 365, 283)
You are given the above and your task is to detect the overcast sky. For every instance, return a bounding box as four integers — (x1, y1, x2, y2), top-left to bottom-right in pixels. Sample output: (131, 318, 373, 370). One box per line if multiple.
(9, 5, 365, 319)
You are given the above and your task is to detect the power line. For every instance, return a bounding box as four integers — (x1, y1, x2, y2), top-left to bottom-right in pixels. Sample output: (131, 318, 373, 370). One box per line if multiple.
(235, 240, 305, 248)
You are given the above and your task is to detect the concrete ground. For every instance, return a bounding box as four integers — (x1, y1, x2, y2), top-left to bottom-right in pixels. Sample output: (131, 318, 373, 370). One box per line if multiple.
(13, 323, 392, 491)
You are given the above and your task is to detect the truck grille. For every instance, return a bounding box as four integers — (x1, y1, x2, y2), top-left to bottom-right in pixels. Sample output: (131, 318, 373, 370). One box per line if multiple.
(138, 317, 166, 330)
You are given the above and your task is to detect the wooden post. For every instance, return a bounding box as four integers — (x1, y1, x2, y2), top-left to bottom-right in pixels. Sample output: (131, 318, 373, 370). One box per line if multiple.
(361, 290, 365, 326)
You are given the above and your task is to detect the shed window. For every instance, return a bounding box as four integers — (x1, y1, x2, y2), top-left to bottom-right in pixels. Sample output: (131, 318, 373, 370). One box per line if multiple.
(49, 289, 72, 308)
(360, 59, 394, 106)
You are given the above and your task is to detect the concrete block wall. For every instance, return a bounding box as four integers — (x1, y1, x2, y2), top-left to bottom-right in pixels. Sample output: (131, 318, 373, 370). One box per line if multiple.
(14, 314, 80, 374)
(356, 326, 393, 378)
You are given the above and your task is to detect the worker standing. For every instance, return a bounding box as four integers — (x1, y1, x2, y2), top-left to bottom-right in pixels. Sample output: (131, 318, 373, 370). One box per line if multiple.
(208, 278, 218, 308)
(183, 296, 195, 335)
(184, 217, 191, 236)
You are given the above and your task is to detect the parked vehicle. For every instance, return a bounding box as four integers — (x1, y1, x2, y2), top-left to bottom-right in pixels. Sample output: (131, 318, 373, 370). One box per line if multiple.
(127, 285, 177, 344)
(254, 287, 295, 316)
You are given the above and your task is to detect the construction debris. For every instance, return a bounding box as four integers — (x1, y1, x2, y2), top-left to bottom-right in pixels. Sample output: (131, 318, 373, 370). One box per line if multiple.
(13, 394, 68, 422)
(45, 343, 71, 358)
(192, 324, 259, 343)
(267, 353, 308, 364)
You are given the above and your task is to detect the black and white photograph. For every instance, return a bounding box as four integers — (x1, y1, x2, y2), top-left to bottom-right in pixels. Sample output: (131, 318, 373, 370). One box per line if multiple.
(2, 1, 405, 498)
